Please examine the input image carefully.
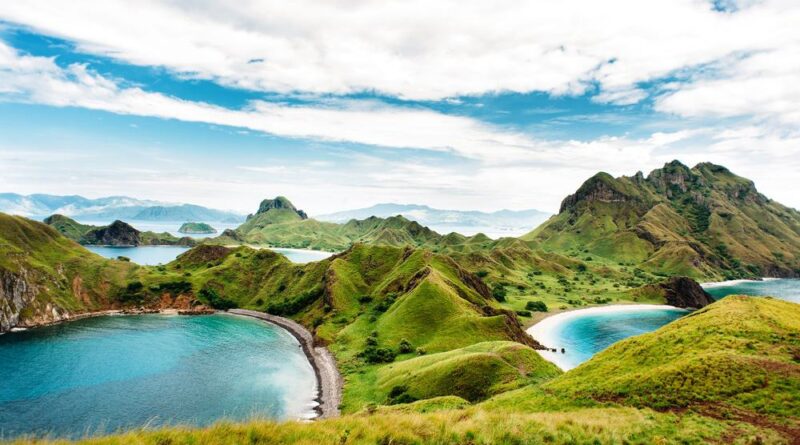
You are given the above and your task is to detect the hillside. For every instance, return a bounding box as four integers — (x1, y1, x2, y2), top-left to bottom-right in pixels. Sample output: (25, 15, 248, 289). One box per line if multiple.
(44, 215, 196, 246)
(178, 222, 217, 234)
(213, 196, 496, 252)
(523, 161, 800, 280)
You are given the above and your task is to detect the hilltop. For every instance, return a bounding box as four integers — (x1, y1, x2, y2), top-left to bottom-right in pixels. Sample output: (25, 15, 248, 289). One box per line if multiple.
(523, 161, 800, 280)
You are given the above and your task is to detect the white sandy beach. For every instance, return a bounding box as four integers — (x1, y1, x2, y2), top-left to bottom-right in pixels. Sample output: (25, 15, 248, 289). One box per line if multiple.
(526, 304, 686, 371)
(701, 278, 779, 288)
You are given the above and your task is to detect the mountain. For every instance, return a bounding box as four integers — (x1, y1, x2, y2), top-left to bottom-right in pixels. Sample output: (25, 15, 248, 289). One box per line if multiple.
(523, 161, 800, 280)
(44, 214, 195, 246)
(317, 203, 551, 236)
(0, 193, 245, 223)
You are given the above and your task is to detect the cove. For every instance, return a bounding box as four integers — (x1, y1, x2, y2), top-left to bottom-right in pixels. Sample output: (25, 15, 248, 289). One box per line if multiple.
(704, 278, 800, 303)
(527, 305, 687, 370)
(0, 314, 317, 439)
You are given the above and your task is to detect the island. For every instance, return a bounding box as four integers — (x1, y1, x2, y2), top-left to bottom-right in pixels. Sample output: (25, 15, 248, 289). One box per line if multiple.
(178, 222, 217, 234)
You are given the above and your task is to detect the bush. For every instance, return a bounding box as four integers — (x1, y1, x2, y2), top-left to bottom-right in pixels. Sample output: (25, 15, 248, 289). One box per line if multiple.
(476, 270, 489, 278)
(360, 346, 396, 363)
(116, 256, 130, 262)
(516, 310, 532, 317)
(199, 287, 236, 310)
(358, 295, 374, 304)
(267, 286, 323, 315)
(492, 284, 507, 302)
(387, 385, 418, 405)
(398, 338, 413, 354)
(525, 301, 548, 312)
(375, 293, 398, 312)
(415, 347, 427, 355)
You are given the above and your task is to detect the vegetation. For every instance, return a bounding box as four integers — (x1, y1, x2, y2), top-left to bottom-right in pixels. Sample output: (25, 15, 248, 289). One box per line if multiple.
(43, 214, 195, 246)
(178, 222, 217, 234)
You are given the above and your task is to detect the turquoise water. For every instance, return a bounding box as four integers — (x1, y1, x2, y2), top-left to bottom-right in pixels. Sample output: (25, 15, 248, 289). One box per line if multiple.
(85, 245, 190, 265)
(532, 308, 688, 370)
(0, 314, 317, 438)
(704, 278, 800, 303)
(86, 246, 332, 265)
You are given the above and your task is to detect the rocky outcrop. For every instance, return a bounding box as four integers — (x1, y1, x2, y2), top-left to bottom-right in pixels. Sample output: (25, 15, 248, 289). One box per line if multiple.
(254, 196, 308, 219)
(81, 220, 141, 246)
(559, 172, 637, 213)
(657, 276, 714, 309)
(0, 268, 71, 332)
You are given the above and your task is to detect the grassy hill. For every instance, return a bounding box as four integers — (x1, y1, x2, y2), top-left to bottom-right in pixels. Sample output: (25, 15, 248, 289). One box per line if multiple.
(524, 161, 800, 280)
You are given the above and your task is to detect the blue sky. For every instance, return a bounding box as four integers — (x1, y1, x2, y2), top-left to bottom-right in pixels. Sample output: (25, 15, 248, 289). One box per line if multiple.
(0, 1, 798, 215)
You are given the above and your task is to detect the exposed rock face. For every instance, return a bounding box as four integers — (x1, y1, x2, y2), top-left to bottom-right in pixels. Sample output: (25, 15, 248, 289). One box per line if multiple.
(81, 220, 141, 246)
(0, 268, 70, 332)
(658, 276, 714, 309)
(255, 196, 308, 219)
(559, 173, 635, 213)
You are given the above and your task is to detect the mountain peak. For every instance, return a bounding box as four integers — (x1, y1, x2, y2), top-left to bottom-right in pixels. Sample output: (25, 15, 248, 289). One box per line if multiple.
(255, 196, 308, 219)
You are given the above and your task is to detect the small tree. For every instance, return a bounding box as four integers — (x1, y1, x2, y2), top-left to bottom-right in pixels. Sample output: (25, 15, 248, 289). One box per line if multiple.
(492, 284, 507, 302)
(398, 338, 413, 354)
(525, 300, 548, 312)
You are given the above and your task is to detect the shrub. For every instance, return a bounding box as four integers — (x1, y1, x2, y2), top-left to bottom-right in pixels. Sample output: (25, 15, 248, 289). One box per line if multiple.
(398, 338, 413, 354)
(199, 287, 236, 310)
(476, 270, 489, 278)
(267, 286, 323, 315)
(415, 347, 427, 355)
(525, 301, 548, 312)
(375, 293, 398, 312)
(492, 284, 507, 302)
(358, 295, 374, 304)
(360, 346, 396, 363)
(387, 385, 418, 405)
(116, 256, 130, 262)
(516, 310, 532, 317)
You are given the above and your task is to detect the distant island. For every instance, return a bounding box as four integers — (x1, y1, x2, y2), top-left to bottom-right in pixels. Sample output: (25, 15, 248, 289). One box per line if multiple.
(178, 222, 217, 234)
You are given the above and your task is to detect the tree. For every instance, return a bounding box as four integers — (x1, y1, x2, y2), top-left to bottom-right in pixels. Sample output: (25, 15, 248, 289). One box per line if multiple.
(525, 300, 548, 312)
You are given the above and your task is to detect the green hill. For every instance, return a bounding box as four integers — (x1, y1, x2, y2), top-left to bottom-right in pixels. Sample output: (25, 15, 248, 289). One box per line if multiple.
(177, 222, 216, 234)
(524, 161, 800, 280)
(44, 214, 195, 246)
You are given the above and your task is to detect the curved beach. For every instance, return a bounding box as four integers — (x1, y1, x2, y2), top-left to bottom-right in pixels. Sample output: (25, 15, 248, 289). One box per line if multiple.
(228, 309, 342, 419)
(527, 304, 687, 371)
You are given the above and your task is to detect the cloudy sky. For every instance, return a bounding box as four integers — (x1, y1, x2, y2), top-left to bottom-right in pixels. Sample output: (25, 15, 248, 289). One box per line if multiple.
(0, 0, 798, 215)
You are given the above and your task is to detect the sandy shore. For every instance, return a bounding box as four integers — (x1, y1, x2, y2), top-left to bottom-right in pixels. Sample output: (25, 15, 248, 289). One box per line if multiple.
(228, 309, 342, 419)
(526, 304, 686, 370)
(701, 277, 779, 288)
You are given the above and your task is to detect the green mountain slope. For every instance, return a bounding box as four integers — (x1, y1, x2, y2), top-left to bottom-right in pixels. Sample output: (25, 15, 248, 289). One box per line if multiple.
(524, 161, 800, 280)
(44, 214, 195, 246)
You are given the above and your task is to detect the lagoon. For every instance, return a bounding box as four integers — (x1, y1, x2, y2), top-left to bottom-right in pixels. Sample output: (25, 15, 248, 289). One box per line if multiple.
(0, 314, 317, 439)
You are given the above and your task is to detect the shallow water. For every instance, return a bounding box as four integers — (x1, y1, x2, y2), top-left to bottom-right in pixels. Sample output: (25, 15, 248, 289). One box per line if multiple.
(269, 248, 334, 263)
(704, 278, 800, 303)
(530, 307, 687, 370)
(0, 314, 317, 438)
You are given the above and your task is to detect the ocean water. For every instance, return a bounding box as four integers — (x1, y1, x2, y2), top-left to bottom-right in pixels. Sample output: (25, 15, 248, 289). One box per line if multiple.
(85, 245, 190, 266)
(529, 307, 688, 370)
(78, 220, 241, 239)
(0, 314, 317, 439)
(85, 246, 333, 265)
(704, 278, 800, 303)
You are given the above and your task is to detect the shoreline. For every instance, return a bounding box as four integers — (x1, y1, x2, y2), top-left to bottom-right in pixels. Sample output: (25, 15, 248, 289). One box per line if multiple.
(701, 277, 782, 288)
(526, 303, 688, 371)
(228, 309, 342, 420)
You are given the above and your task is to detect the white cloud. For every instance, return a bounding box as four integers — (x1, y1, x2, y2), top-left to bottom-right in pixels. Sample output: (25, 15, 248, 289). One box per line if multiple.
(0, 0, 797, 112)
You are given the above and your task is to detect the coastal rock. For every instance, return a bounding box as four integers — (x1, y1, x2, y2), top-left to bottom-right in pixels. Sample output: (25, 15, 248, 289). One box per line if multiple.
(81, 220, 141, 246)
(657, 276, 714, 309)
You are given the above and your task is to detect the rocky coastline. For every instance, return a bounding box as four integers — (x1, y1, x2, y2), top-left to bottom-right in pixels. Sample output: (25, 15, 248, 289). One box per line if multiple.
(228, 309, 342, 419)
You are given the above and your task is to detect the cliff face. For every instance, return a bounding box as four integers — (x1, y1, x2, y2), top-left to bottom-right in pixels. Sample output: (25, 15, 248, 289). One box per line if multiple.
(0, 268, 70, 332)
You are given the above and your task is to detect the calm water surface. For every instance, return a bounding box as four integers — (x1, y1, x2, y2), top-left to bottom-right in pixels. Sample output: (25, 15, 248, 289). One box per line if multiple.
(0, 314, 317, 438)
(86, 246, 333, 265)
(531, 279, 799, 370)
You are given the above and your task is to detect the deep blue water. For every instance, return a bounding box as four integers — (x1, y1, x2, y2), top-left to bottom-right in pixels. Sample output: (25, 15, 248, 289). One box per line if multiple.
(0, 314, 316, 439)
(704, 278, 800, 303)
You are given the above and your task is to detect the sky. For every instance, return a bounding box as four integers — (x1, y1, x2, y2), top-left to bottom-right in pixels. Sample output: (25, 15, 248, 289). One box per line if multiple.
(0, 0, 798, 215)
